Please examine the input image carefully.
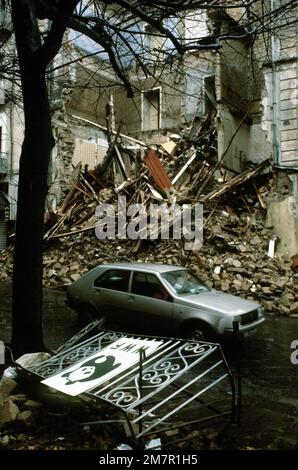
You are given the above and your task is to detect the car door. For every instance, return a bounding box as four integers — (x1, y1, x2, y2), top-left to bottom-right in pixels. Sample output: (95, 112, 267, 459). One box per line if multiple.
(128, 271, 173, 335)
(92, 268, 131, 328)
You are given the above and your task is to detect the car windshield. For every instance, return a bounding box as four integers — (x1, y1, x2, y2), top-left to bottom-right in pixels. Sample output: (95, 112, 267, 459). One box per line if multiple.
(161, 269, 210, 295)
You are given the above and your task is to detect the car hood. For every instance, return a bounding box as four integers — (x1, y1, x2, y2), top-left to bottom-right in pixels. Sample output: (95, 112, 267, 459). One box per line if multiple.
(177, 290, 259, 315)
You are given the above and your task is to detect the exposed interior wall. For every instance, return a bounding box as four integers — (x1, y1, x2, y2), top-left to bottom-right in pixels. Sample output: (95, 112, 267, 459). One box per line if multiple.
(216, 32, 271, 172)
(182, 52, 216, 124)
(112, 72, 184, 143)
(216, 110, 250, 172)
(66, 60, 113, 125)
(47, 112, 110, 212)
(71, 120, 108, 169)
(48, 53, 113, 209)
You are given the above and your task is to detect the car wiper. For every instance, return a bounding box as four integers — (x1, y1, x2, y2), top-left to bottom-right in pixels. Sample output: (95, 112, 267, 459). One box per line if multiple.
(192, 287, 207, 293)
(176, 287, 191, 294)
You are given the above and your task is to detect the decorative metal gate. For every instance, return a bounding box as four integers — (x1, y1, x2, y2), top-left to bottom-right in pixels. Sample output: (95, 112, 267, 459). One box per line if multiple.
(20, 321, 238, 449)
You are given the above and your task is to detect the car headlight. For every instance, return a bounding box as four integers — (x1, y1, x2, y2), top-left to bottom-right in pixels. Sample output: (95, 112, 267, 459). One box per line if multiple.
(257, 306, 264, 318)
(233, 314, 242, 325)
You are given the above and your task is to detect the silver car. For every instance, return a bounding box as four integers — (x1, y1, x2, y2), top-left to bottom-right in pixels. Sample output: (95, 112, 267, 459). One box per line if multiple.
(66, 263, 265, 340)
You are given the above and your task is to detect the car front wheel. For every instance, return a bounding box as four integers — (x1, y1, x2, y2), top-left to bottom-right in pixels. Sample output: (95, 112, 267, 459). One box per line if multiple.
(183, 321, 213, 342)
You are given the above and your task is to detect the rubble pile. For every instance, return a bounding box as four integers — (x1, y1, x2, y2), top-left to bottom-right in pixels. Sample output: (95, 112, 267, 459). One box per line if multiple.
(0, 377, 43, 433)
(0, 115, 296, 315)
(0, 373, 121, 450)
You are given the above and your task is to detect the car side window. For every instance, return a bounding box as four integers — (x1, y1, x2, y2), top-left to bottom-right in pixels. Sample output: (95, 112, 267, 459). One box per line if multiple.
(131, 272, 171, 301)
(94, 269, 130, 292)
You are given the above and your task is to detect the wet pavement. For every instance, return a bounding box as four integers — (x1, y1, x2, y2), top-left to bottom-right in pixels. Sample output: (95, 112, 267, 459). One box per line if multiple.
(0, 281, 298, 449)
(0, 281, 77, 350)
(221, 317, 298, 449)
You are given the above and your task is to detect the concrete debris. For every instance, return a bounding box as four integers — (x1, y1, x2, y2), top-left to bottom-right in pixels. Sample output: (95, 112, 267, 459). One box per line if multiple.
(16, 410, 37, 429)
(0, 378, 18, 398)
(291, 254, 298, 273)
(16, 353, 51, 369)
(0, 399, 20, 427)
(160, 140, 177, 157)
(0, 373, 44, 430)
(0, 116, 296, 316)
(290, 302, 298, 315)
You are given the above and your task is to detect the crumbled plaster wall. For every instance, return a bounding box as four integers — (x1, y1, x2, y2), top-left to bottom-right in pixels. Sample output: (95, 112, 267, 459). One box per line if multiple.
(266, 171, 298, 256)
(111, 53, 216, 144)
(47, 85, 75, 211)
(69, 117, 108, 168)
(47, 56, 117, 210)
(216, 36, 272, 172)
(113, 72, 184, 142)
(66, 62, 111, 124)
(181, 52, 215, 124)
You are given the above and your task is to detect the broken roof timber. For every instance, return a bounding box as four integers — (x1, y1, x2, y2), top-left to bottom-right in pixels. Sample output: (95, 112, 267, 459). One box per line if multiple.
(200, 159, 271, 203)
(71, 114, 150, 148)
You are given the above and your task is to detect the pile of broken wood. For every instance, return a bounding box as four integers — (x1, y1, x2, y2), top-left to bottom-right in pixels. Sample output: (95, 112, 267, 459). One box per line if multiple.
(1, 115, 297, 315)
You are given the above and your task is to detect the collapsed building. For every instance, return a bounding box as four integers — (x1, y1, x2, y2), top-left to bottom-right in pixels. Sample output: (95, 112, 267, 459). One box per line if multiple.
(0, 1, 297, 257)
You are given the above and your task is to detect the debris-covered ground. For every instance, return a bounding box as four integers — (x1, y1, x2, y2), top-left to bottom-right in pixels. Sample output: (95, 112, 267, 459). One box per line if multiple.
(1, 313, 298, 451)
(1, 113, 297, 315)
(0, 373, 221, 450)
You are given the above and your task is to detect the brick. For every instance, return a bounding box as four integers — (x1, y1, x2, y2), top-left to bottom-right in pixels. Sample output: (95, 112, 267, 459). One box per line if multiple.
(280, 118, 297, 130)
(280, 89, 298, 101)
(280, 150, 298, 163)
(281, 38, 298, 50)
(280, 109, 297, 120)
(280, 129, 298, 141)
(280, 78, 297, 90)
(280, 68, 297, 81)
(280, 99, 298, 111)
(281, 140, 297, 152)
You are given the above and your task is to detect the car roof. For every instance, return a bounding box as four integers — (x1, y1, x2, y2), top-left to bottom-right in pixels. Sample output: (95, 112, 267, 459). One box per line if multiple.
(97, 263, 186, 274)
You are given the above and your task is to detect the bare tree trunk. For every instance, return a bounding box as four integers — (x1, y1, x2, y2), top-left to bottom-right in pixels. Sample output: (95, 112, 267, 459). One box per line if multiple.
(11, 69, 54, 356)
(10, 0, 79, 356)
(11, 1, 54, 356)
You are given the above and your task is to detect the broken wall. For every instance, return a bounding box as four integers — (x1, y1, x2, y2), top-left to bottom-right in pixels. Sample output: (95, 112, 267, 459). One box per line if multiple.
(47, 50, 116, 210)
(49, 103, 75, 212)
(66, 59, 115, 124)
(216, 35, 272, 173)
(70, 116, 109, 169)
(112, 72, 185, 143)
(108, 52, 217, 145)
(182, 52, 216, 124)
(48, 111, 109, 211)
(252, 0, 298, 255)
(266, 172, 298, 255)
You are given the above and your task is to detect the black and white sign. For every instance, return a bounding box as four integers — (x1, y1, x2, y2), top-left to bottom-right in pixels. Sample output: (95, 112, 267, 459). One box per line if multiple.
(42, 338, 163, 396)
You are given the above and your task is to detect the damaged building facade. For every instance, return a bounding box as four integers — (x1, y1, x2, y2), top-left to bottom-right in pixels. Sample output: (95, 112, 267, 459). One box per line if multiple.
(0, 5, 21, 243)
(253, 0, 298, 255)
(0, 1, 297, 255)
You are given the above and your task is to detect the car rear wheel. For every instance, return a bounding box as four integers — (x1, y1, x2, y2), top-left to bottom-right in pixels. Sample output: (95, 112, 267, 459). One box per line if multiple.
(77, 304, 100, 328)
